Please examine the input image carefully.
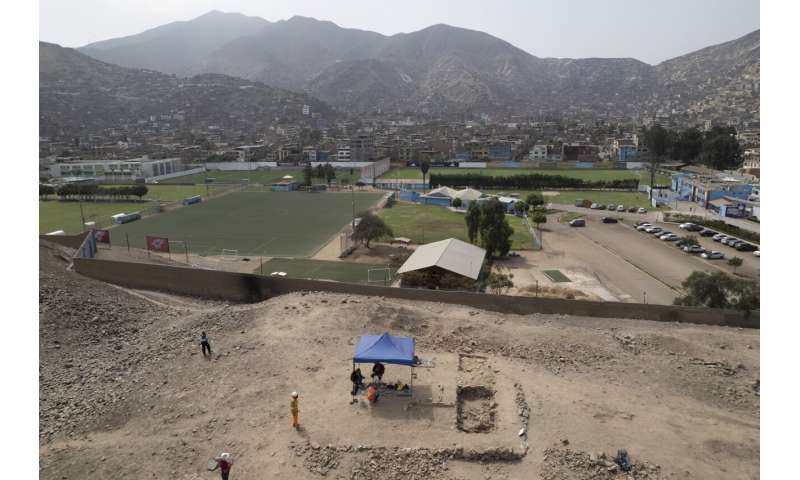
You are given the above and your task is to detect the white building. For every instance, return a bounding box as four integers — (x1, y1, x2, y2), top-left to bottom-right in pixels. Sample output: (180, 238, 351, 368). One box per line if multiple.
(337, 144, 351, 161)
(48, 157, 183, 181)
(528, 144, 549, 161)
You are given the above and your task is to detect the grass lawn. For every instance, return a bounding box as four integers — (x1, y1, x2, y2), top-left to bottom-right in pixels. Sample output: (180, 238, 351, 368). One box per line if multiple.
(378, 203, 534, 250)
(161, 168, 362, 185)
(380, 167, 671, 185)
(40, 200, 152, 234)
(108, 191, 383, 257)
(258, 258, 396, 284)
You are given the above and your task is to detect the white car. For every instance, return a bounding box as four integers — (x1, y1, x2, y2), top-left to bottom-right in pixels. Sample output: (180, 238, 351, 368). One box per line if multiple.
(660, 233, 680, 241)
(636, 223, 652, 231)
(701, 251, 725, 260)
(616, 205, 625, 212)
(590, 203, 600, 209)
(654, 229, 671, 236)
(683, 245, 705, 254)
(638, 207, 647, 213)
(645, 226, 662, 234)
(679, 223, 694, 229)
(753, 250, 760, 257)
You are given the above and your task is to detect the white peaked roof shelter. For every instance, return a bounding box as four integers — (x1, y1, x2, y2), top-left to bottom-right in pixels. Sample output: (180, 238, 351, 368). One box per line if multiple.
(397, 238, 486, 280)
(453, 188, 483, 202)
(425, 186, 459, 198)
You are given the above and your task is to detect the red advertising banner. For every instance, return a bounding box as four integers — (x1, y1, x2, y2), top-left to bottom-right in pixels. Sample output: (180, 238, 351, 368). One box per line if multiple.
(92, 229, 110, 244)
(146, 236, 170, 253)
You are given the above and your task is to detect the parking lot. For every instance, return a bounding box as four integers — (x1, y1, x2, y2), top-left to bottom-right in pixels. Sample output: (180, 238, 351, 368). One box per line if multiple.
(501, 208, 759, 305)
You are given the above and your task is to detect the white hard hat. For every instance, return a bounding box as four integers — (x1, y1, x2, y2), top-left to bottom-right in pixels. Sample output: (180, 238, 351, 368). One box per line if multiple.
(291, 391, 298, 397)
(220, 452, 231, 460)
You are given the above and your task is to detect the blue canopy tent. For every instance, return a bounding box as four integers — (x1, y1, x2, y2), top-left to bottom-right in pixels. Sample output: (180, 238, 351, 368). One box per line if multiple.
(353, 332, 416, 395)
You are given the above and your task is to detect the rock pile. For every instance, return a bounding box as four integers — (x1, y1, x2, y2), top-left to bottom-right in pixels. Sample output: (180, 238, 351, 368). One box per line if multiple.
(540, 447, 662, 480)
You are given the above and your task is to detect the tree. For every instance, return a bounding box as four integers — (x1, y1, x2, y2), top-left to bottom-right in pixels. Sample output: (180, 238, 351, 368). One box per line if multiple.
(487, 272, 514, 294)
(674, 270, 759, 311)
(479, 199, 514, 257)
(465, 201, 481, 244)
(420, 159, 431, 187)
(644, 125, 671, 197)
(531, 212, 547, 225)
(679, 234, 699, 247)
(303, 163, 313, 186)
(672, 128, 703, 162)
(514, 201, 527, 214)
(451, 197, 463, 208)
(525, 192, 544, 207)
(701, 129, 742, 170)
(352, 212, 393, 248)
(315, 164, 325, 179)
(39, 184, 55, 199)
(728, 256, 743, 274)
(324, 163, 336, 184)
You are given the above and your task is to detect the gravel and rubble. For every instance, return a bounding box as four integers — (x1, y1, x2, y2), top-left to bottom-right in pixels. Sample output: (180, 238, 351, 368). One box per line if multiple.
(540, 447, 663, 480)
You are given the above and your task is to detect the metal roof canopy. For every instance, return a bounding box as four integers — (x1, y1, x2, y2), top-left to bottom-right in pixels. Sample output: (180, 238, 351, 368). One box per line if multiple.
(396, 238, 486, 280)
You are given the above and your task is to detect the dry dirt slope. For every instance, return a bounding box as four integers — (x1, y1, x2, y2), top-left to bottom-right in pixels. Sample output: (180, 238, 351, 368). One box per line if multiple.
(39, 241, 759, 479)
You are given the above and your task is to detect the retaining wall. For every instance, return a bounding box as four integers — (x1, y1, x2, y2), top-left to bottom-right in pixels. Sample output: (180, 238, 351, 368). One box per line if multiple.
(38, 233, 89, 250)
(72, 257, 759, 329)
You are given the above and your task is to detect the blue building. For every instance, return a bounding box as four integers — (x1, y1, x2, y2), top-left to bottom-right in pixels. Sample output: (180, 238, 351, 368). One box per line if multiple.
(488, 145, 513, 161)
(671, 173, 753, 209)
(618, 145, 639, 162)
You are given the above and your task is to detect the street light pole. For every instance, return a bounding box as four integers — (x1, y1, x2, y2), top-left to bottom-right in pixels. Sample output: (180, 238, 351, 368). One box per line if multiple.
(79, 199, 86, 232)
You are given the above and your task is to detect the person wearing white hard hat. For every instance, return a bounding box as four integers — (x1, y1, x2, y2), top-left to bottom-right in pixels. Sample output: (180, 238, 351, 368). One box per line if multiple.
(211, 452, 233, 480)
(290, 392, 300, 428)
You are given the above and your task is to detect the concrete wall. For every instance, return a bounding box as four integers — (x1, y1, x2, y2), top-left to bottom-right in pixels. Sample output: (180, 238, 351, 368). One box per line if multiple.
(38, 233, 89, 250)
(73, 257, 759, 329)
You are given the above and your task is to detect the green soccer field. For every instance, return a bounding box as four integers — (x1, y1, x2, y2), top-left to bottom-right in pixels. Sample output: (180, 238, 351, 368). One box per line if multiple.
(161, 168, 362, 185)
(378, 203, 534, 250)
(108, 191, 384, 257)
(258, 258, 396, 284)
(379, 167, 671, 185)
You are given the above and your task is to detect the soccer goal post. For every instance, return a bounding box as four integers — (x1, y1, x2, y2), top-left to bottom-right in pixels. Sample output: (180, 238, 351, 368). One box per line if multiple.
(367, 267, 393, 286)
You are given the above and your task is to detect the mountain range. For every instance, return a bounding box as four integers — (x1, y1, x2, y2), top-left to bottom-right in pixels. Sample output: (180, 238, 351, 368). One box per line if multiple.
(39, 41, 332, 140)
(75, 11, 759, 118)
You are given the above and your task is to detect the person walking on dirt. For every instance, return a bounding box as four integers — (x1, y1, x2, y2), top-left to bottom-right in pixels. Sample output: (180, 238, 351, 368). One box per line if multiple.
(200, 331, 212, 358)
(211, 452, 233, 480)
(290, 391, 300, 428)
(350, 368, 364, 403)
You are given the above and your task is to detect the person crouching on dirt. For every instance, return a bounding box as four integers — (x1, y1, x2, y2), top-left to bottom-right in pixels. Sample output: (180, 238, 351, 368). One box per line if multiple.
(350, 368, 365, 402)
(367, 383, 379, 404)
(371, 362, 385, 384)
(200, 331, 212, 358)
(291, 391, 300, 428)
(211, 452, 233, 480)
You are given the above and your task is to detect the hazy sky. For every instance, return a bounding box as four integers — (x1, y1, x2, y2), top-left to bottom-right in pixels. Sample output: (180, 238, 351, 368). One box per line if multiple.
(40, 0, 760, 64)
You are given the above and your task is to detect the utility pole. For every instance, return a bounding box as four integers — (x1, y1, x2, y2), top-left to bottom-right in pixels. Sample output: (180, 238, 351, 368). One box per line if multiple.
(351, 186, 356, 230)
(79, 199, 86, 232)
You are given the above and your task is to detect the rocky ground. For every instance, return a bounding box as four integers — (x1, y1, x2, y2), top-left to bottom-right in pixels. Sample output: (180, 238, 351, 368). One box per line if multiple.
(39, 240, 760, 479)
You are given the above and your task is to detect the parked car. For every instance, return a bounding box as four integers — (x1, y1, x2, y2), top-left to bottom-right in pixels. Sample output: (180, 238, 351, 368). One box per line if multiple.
(736, 243, 757, 252)
(637, 207, 647, 213)
(653, 229, 670, 236)
(607, 204, 616, 211)
(628, 206, 638, 213)
(616, 205, 625, 212)
(679, 223, 704, 232)
(730, 240, 746, 249)
(636, 223, 653, 231)
(700, 229, 716, 237)
(590, 203, 600, 209)
(597, 204, 607, 210)
(754, 250, 760, 257)
(712, 234, 727, 242)
(569, 218, 586, 227)
(601, 217, 618, 224)
(644, 226, 662, 234)
(701, 251, 725, 259)
(683, 245, 705, 254)
(660, 233, 680, 241)
(723, 237, 740, 246)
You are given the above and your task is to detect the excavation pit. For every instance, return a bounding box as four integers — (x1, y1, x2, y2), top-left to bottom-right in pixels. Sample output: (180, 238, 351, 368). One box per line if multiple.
(456, 385, 497, 433)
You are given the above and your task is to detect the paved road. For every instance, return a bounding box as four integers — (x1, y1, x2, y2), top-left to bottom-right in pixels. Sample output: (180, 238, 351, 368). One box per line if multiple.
(544, 219, 679, 305)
